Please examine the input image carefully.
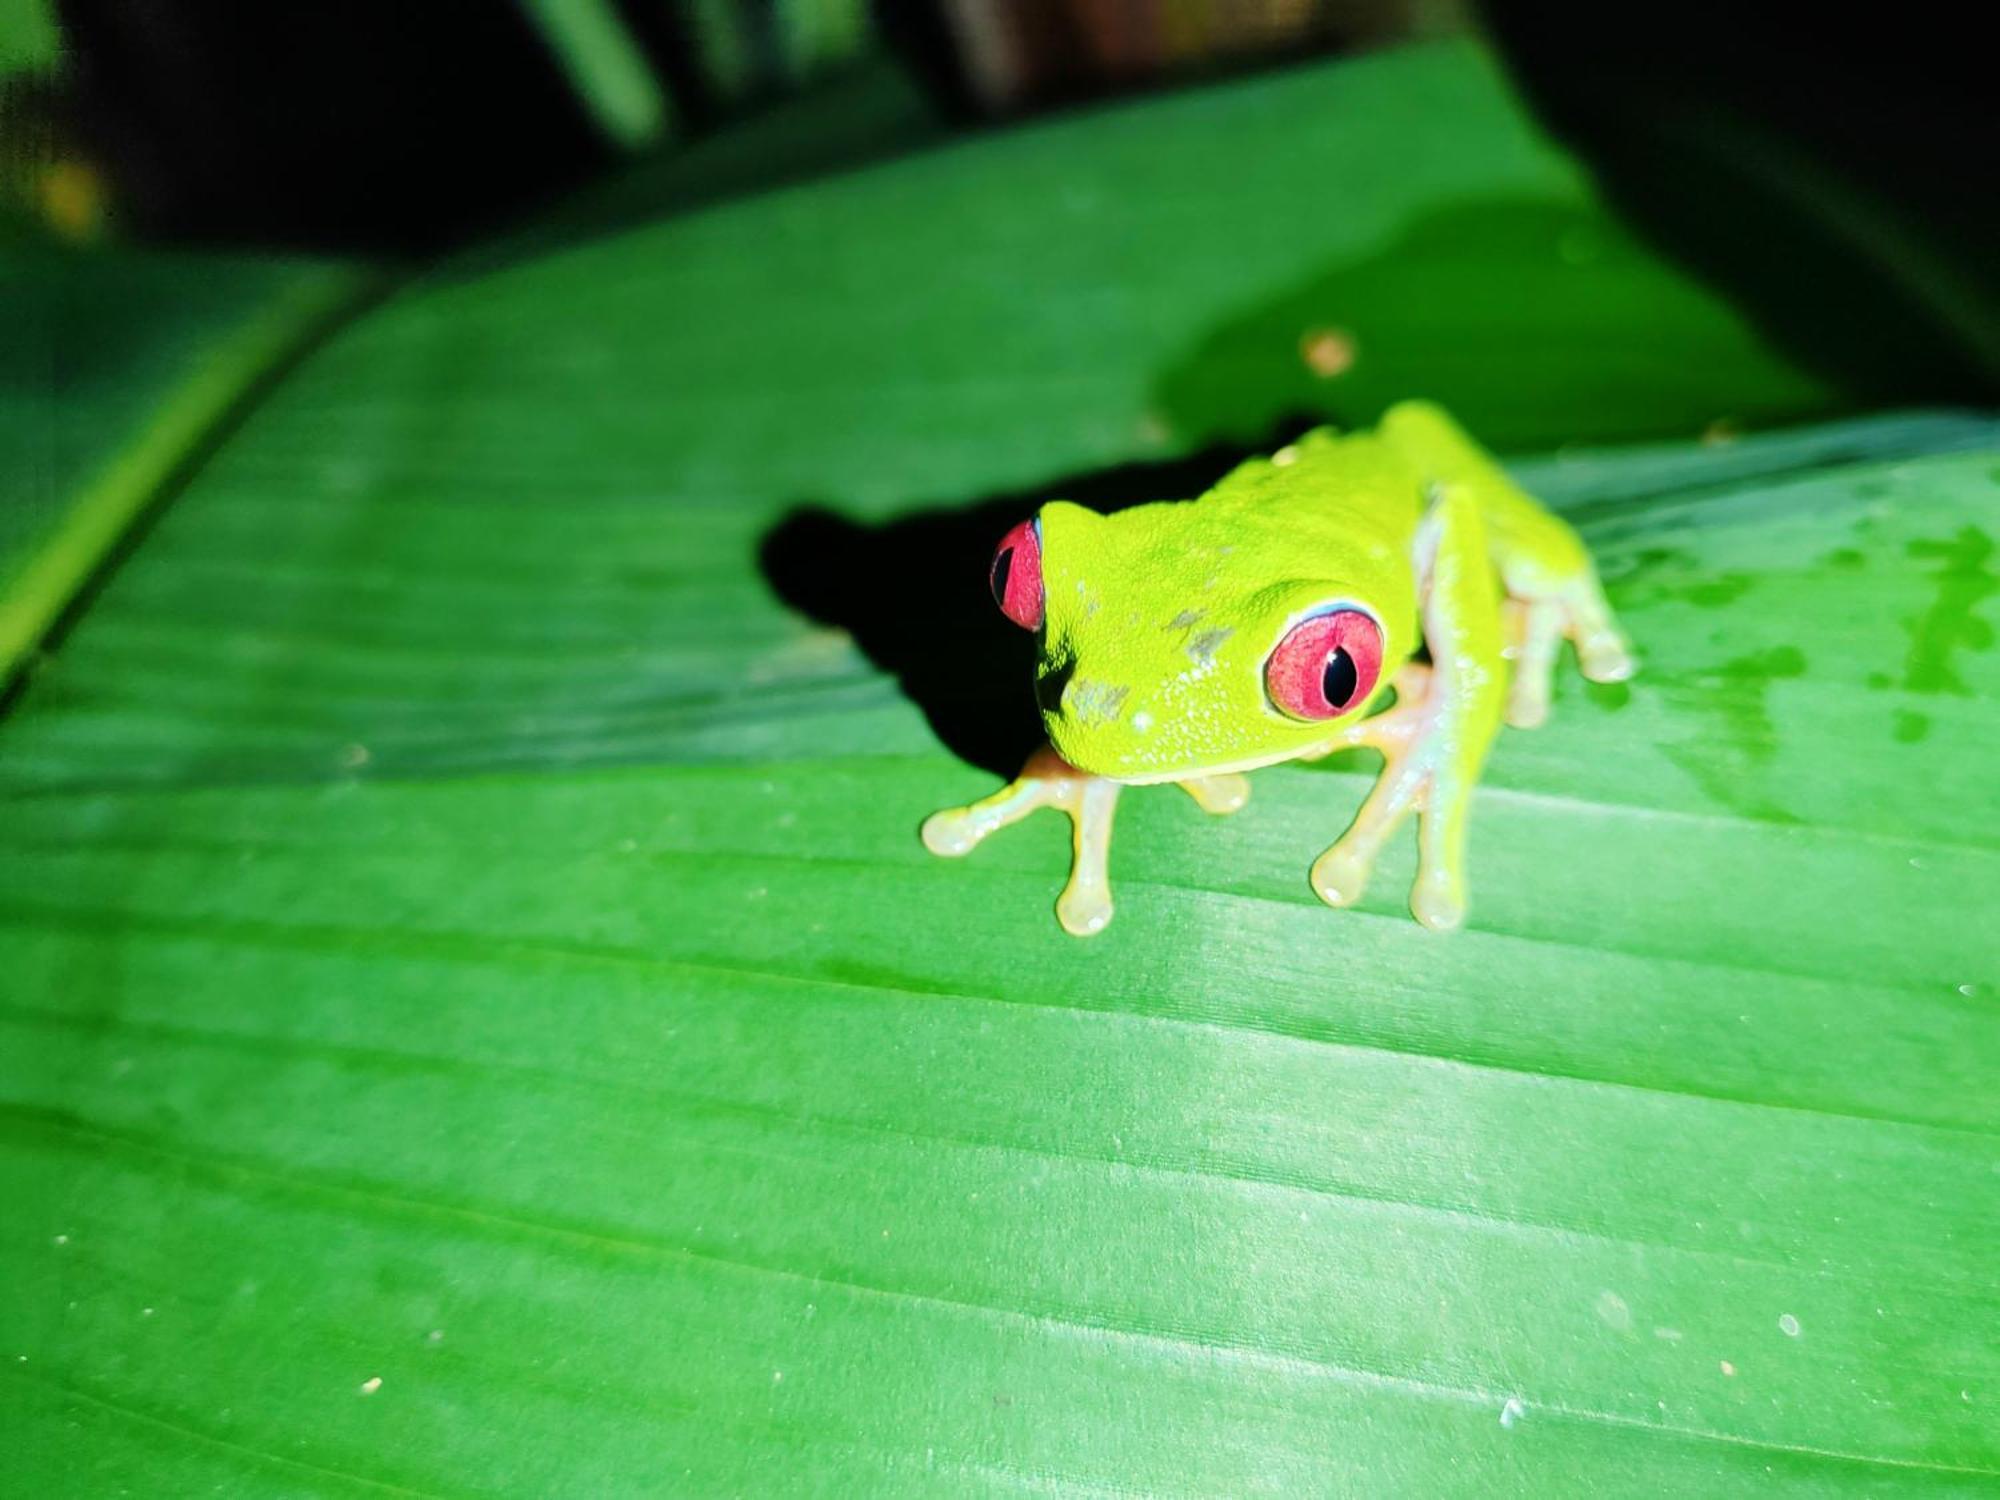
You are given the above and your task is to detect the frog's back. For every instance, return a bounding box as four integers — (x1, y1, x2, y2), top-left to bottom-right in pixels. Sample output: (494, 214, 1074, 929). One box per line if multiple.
(1199, 425, 1425, 550)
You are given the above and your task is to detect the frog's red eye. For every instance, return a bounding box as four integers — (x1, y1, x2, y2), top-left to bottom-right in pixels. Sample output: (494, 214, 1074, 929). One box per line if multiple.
(1266, 608, 1383, 720)
(990, 519, 1043, 630)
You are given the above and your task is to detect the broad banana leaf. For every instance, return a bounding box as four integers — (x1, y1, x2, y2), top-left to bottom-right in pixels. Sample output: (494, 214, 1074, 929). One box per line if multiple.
(4, 39, 1995, 1496)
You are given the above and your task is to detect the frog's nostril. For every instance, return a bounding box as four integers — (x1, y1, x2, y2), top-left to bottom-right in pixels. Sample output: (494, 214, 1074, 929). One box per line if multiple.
(1036, 659, 1074, 713)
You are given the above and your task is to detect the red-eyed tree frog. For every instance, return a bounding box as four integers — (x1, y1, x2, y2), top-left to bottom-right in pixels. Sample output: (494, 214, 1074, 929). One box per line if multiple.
(922, 402, 1635, 936)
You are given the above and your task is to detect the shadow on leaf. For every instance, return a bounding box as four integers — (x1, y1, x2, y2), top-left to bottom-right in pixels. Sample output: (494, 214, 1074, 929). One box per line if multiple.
(759, 444, 1281, 776)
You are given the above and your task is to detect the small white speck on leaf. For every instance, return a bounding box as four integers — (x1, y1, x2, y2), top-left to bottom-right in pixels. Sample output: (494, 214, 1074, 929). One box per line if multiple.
(1499, 1397, 1526, 1429)
(1595, 1290, 1632, 1331)
(1959, 983, 1980, 998)
(339, 743, 370, 769)
(359, 1377, 382, 1395)
(772, 1371, 783, 1383)
(1720, 1361, 1737, 1377)
(52, 1235, 68, 1246)
(141, 1307, 154, 1318)
(1653, 1326, 1682, 1342)
(1778, 1314, 1801, 1337)
(427, 1330, 444, 1344)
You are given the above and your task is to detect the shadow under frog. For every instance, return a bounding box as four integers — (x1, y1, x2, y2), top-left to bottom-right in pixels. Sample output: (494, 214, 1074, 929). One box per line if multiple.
(759, 442, 1287, 778)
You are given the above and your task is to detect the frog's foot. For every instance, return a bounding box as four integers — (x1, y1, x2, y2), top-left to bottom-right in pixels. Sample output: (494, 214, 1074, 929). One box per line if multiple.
(1304, 664, 1477, 932)
(1503, 581, 1637, 730)
(921, 746, 1122, 936)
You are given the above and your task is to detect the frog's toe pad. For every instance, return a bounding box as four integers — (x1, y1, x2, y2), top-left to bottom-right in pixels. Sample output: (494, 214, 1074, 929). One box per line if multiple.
(1180, 772, 1251, 816)
(1309, 848, 1372, 908)
(1505, 689, 1551, 731)
(1410, 878, 1466, 932)
(1056, 883, 1114, 936)
(1579, 641, 1636, 683)
(920, 810, 980, 857)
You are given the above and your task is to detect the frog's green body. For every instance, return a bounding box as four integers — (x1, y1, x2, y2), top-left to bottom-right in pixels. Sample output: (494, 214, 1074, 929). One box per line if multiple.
(924, 402, 1633, 935)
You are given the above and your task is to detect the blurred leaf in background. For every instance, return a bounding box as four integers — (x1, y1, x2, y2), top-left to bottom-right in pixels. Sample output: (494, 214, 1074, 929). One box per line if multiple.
(0, 248, 365, 685)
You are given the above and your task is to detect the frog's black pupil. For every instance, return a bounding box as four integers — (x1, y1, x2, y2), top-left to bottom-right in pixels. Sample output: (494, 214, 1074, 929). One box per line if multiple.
(1322, 647, 1358, 708)
(991, 547, 1014, 607)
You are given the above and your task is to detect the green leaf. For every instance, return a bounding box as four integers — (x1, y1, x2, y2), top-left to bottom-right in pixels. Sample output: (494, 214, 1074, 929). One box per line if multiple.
(4, 38, 1997, 1495)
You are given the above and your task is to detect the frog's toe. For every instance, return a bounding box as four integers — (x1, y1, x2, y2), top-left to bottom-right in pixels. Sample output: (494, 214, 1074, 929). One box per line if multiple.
(1566, 583, 1636, 683)
(1577, 631, 1637, 683)
(1507, 696, 1550, 731)
(1505, 671, 1553, 731)
(1056, 882, 1114, 936)
(1409, 766, 1475, 930)
(920, 809, 980, 857)
(1410, 869, 1467, 931)
(1503, 598, 1561, 729)
(1053, 776, 1121, 936)
(1309, 846, 1374, 908)
(920, 770, 1062, 858)
(1179, 771, 1251, 815)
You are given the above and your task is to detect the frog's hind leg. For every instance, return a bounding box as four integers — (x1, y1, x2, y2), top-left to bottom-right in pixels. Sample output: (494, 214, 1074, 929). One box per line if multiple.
(1379, 401, 1635, 729)
(922, 746, 1122, 936)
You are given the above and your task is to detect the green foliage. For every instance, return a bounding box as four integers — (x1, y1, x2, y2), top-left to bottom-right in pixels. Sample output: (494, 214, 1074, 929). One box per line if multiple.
(3, 39, 1996, 1495)
(0, 248, 359, 678)
(0, 0, 59, 75)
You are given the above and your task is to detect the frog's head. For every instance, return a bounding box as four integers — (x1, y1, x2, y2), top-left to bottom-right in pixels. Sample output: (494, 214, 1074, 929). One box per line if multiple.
(988, 498, 1393, 783)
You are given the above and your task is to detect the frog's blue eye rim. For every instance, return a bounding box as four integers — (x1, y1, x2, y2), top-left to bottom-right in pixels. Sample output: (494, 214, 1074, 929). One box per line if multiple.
(1264, 603, 1384, 721)
(990, 518, 1044, 631)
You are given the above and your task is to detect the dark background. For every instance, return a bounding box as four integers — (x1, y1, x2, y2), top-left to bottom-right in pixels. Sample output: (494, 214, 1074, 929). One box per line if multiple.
(15, 0, 2000, 408)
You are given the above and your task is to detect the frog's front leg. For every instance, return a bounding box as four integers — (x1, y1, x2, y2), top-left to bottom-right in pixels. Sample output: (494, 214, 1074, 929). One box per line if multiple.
(1306, 487, 1508, 931)
(921, 748, 1247, 936)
